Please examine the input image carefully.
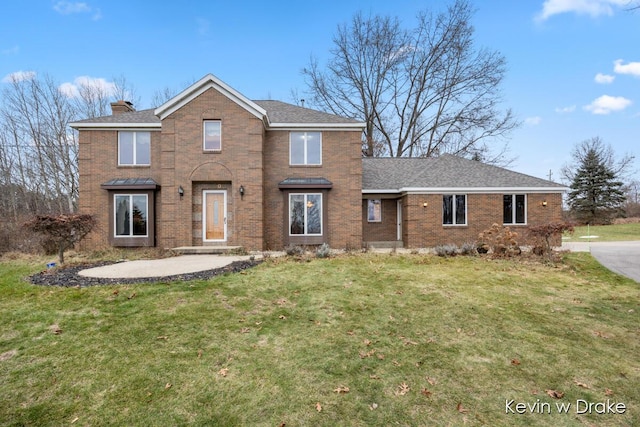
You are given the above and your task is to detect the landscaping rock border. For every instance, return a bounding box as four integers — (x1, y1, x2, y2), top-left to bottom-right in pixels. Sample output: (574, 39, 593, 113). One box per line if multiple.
(29, 259, 262, 287)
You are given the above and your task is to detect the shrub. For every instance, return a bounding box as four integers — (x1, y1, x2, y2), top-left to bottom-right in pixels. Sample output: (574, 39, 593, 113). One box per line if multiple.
(478, 223, 521, 257)
(528, 222, 575, 257)
(315, 243, 331, 258)
(435, 244, 458, 257)
(459, 242, 477, 256)
(23, 214, 96, 264)
(285, 244, 305, 256)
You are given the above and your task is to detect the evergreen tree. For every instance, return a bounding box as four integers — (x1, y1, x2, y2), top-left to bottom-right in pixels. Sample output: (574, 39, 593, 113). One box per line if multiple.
(567, 146, 626, 224)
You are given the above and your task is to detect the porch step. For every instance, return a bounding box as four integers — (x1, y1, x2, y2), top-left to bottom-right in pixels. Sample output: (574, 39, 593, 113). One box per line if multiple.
(172, 246, 244, 255)
(366, 241, 404, 249)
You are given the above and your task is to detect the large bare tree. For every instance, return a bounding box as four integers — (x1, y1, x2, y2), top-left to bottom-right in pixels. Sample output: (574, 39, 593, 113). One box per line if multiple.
(303, 0, 518, 161)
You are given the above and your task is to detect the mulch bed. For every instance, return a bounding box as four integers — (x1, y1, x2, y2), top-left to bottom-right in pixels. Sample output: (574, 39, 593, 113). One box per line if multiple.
(29, 259, 262, 287)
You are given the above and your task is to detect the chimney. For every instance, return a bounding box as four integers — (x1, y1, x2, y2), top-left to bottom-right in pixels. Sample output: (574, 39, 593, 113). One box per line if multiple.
(110, 100, 135, 115)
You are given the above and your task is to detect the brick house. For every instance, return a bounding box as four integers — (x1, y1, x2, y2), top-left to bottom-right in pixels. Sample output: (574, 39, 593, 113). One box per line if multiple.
(71, 74, 567, 252)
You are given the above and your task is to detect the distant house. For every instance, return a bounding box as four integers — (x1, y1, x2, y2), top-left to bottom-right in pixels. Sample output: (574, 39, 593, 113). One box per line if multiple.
(70, 74, 567, 252)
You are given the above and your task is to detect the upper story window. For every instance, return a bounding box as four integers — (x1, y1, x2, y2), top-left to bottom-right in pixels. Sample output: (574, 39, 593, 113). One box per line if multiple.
(503, 194, 526, 224)
(443, 194, 466, 226)
(203, 120, 222, 151)
(118, 131, 150, 166)
(290, 131, 321, 165)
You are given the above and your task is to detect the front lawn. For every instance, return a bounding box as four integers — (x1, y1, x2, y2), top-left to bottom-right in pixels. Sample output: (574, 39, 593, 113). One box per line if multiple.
(0, 253, 638, 426)
(566, 222, 640, 242)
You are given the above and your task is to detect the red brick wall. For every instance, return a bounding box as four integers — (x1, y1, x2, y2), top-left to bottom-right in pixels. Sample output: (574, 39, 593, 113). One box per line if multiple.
(362, 198, 399, 242)
(263, 129, 363, 250)
(402, 192, 564, 248)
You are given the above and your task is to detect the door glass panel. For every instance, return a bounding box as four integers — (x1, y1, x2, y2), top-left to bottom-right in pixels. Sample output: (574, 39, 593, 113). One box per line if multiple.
(213, 200, 219, 225)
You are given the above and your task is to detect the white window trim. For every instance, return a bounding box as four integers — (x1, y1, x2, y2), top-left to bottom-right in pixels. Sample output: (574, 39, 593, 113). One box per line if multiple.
(289, 131, 322, 166)
(367, 199, 382, 223)
(443, 194, 467, 226)
(203, 120, 222, 152)
(503, 194, 527, 225)
(118, 131, 150, 166)
(289, 193, 323, 236)
(114, 194, 149, 238)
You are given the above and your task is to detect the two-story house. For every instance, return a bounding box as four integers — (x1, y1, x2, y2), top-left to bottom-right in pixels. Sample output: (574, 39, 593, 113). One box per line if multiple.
(71, 74, 567, 252)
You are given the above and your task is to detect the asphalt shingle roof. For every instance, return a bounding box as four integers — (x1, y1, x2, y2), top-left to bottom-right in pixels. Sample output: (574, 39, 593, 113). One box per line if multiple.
(72, 101, 360, 126)
(363, 155, 566, 191)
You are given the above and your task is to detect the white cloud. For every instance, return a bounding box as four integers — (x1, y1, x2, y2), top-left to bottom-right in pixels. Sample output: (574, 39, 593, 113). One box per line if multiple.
(53, 1, 90, 14)
(2, 45, 19, 55)
(2, 70, 36, 83)
(613, 59, 640, 77)
(555, 105, 576, 113)
(53, 2, 101, 20)
(59, 76, 117, 98)
(594, 73, 615, 84)
(525, 116, 542, 126)
(583, 95, 632, 114)
(536, 0, 628, 21)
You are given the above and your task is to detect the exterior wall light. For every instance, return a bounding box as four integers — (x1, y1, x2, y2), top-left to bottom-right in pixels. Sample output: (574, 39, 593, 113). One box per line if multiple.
(423, 202, 428, 208)
(178, 185, 184, 198)
(239, 185, 245, 198)
(542, 200, 548, 207)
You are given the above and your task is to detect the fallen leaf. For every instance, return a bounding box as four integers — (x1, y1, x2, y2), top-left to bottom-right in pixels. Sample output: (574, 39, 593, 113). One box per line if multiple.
(197, 349, 203, 358)
(315, 402, 322, 412)
(333, 386, 350, 393)
(574, 380, 590, 389)
(165, 383, 172, 390)
(421, 388, 432, 397)
(279, 315, 286, 320)
(240, 327, 250, 334)
(255, 321, 262, 325)
(511, 358, 521, 366)
(346, 331, 355, 336)
(112, 289, 119, 296)
(369, 403, 378, 410)
(363, 339, 371, 346)
(50, 325, 62, 335)
(369, 374, 380, 380)
(605, 388, 614, 396)
(395, 382, 410, 396)
(377, 353, 385, 360)
(426, 376, 437, 385)
(457, 402, 468, 413)
(156, 336, 168, 340)
(128, 292, 136, 300)
(593, 330, 610, 339)
(392, 360, 400, 366)
(71, 417, 79, 424)
(219, 368, 229, 377)
(545, 389, 564, 399)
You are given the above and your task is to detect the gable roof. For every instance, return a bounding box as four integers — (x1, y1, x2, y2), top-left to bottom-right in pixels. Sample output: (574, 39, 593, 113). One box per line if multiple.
(70, 74, 365, 131)
(363, 155, 568, 193)
(154, 73, 267, 121)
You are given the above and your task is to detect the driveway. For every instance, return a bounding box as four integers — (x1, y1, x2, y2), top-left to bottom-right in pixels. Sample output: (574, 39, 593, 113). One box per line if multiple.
(562, 240, 640, 283)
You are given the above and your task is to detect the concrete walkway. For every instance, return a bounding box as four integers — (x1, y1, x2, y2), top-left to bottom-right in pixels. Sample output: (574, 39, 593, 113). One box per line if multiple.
(79, 255, 258, 279)
(562, 240, 640, 283)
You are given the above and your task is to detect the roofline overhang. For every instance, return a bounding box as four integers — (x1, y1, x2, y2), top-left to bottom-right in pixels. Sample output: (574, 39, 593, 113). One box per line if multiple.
(363, 187, 569, 194)
(69, 122, 161, 130)
(267, 122, 366, 131)
(154, 73, 267, 121)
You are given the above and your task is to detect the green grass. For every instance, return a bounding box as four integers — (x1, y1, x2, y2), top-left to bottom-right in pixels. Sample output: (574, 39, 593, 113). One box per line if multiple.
(565, 222, 640, 241)
(1, 253, 639, 426)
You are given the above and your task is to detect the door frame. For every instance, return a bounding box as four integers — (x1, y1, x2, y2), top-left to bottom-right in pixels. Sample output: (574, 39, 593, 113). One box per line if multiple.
(396, 199, 403, 241)
(202, 190, 227, 242)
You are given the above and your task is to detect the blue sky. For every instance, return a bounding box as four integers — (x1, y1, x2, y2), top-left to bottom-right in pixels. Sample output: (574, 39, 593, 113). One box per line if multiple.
(1, 0, 638, 182)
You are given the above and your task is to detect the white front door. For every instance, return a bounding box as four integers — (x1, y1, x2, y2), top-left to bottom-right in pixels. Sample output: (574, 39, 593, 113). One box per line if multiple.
(203, 190, 227, 242)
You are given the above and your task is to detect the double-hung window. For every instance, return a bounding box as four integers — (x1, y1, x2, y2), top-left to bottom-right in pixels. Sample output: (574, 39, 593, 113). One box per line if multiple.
(503, 194, 526, 224)
(114, 194, 148, 237)
(203, 120, 222, 151)
(118, 131, 150, 166)
(290, 132, 321, 165)
(289, 193, 322, 235)
(443, 194, 466, 225)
